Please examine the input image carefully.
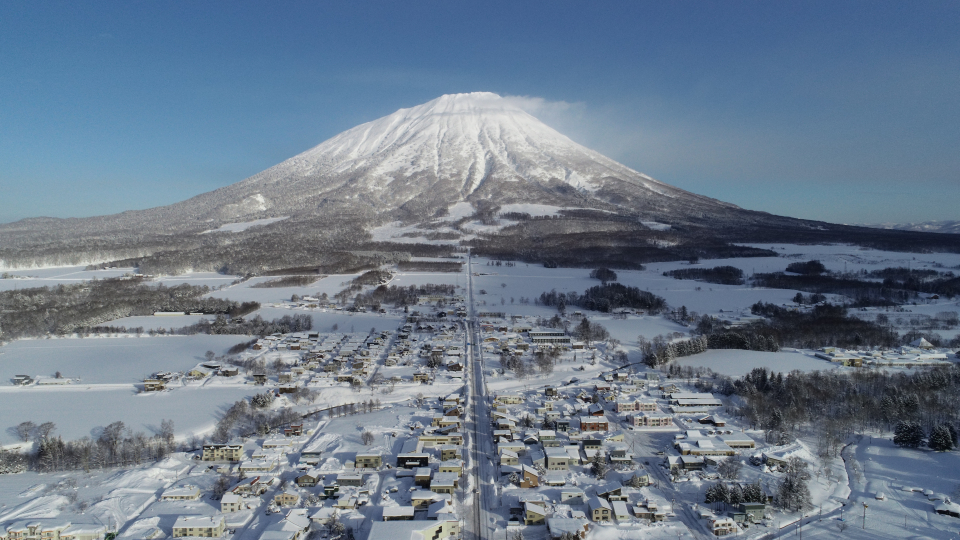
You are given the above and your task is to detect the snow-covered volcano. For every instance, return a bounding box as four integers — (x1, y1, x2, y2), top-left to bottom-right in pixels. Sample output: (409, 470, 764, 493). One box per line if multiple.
(256, 92, 666, 197)
(179, 92, 736, 223)
(3, 92, 955, 271)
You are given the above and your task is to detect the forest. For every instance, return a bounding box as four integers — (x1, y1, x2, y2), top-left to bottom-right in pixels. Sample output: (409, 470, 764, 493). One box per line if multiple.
(745, 302, 900, 349)
(752, 263, 958, 307)
(663, 265, 745, 285)
(725, 365, 960, 459)
(537, 283, 668, 314)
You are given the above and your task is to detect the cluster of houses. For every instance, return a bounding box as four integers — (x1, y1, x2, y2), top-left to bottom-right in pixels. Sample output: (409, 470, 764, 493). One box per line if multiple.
(814, 342, 954, 368)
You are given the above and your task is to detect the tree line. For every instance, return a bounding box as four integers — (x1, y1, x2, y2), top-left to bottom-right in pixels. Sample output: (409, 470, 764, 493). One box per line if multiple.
(0, 278, 258, 341)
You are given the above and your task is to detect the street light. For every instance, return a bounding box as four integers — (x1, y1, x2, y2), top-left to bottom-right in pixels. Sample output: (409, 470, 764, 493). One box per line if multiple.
(862, 502, 868, 529)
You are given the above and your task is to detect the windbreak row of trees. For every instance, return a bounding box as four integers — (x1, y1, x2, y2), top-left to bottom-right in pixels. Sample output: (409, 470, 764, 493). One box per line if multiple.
(346, 283, 458, 311)
(6, 419, 178, 474)
(0, 279, 258, 341)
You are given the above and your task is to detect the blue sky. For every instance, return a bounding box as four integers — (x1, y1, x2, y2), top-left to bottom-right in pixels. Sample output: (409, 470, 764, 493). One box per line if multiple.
(1, 1, 957, 225)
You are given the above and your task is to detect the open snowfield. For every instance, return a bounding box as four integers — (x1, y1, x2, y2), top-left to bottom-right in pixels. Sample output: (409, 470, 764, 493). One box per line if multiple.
(788, 438, 960, 539)
(0, 335, 252, 384)
(150, 272, 238, 287)
(200, 216, 289, 234)
(250, 306, 403, 333)
(0, 266, 136, 291)
(673, 349, 840, 377)
(204, 273, 362, 304)
(0, 385, 259, 444)
(101, 314, 208, 330)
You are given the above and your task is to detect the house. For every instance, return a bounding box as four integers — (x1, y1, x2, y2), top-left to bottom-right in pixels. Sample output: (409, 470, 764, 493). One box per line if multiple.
(580, 416, 609, 432)
(296, 470, 322, 487)
(171, 515, 226, 538)
(495, 394, 524, 405)
(232, 476, 275, 496)
(382, 506, 416, 521)
(634, 501, 666, 522)
(415, 468, 433, 488)
(632, 413, 674, 428)
(411, 490, 447, 509)
(413, 372, 431, 383)
(588, 496, 612, 522)
(284, 424, 303, 437)
(253, 374, 268, 385)
(546, 517, 589, 539)
(734, 502, 766, 523)
(160, 485, 201, 501)
(561, 488, 585, 504)
(680, 455, 705, 470)
(597, 481, 626, 501)
(3, 521, 73, 540)
(221, 493, 244, 513)
(524, 502, 548, 525)
(720, 434, 756, 449)
(711, 517, 737, 536)
(299, 450, 322, 465)
(396, 452, 429, 469)
(626, 470, 651, 487)
(612, 500, 631, 521)
(438, 460, 464, 476)
(544, 473, 566, 487)
(430, 473, 458, 494)
(143, 379, 166, 391)
(545, 447, 569, 471)
(367, 519, 460, 540)
(336, 473, 364, 487)
(274, 491, 301, 507)
(263, 438, 293, 449)
(333, 495, 358, 510)
(438, 445, 461, 461)
(202, 443, 243, 462)
(520, 465, 540, 488)
(355, 452, 382, 468)
(239, 457, 279, 474)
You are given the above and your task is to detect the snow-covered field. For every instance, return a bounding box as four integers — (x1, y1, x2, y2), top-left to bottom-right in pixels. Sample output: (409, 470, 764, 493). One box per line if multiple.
(673, 349, 840, 377)
(200, 216, 289, 234)
(0, 335, 251, 384)
(0, 385, 260, 444)
(0, 266, 136, 291)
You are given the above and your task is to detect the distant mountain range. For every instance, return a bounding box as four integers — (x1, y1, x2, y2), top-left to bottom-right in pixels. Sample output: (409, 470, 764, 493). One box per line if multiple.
(1, 92, 957, 272)
(863, 221, 960, 235)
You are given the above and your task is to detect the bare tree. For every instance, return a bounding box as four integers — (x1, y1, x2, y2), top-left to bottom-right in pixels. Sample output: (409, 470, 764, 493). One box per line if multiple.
(361, 431, 375, 445)
(16, 421, 35, 442)
(35, 422, 56, 440)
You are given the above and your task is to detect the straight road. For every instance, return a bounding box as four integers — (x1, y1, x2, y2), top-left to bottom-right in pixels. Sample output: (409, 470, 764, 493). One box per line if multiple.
(463, 249, 495, 540)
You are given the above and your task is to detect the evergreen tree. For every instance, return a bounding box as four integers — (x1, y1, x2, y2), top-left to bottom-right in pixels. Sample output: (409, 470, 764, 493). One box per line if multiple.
(929, 425, 955, 452)
(893, 421, 925, 448)
(743, 482, 764, 503)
